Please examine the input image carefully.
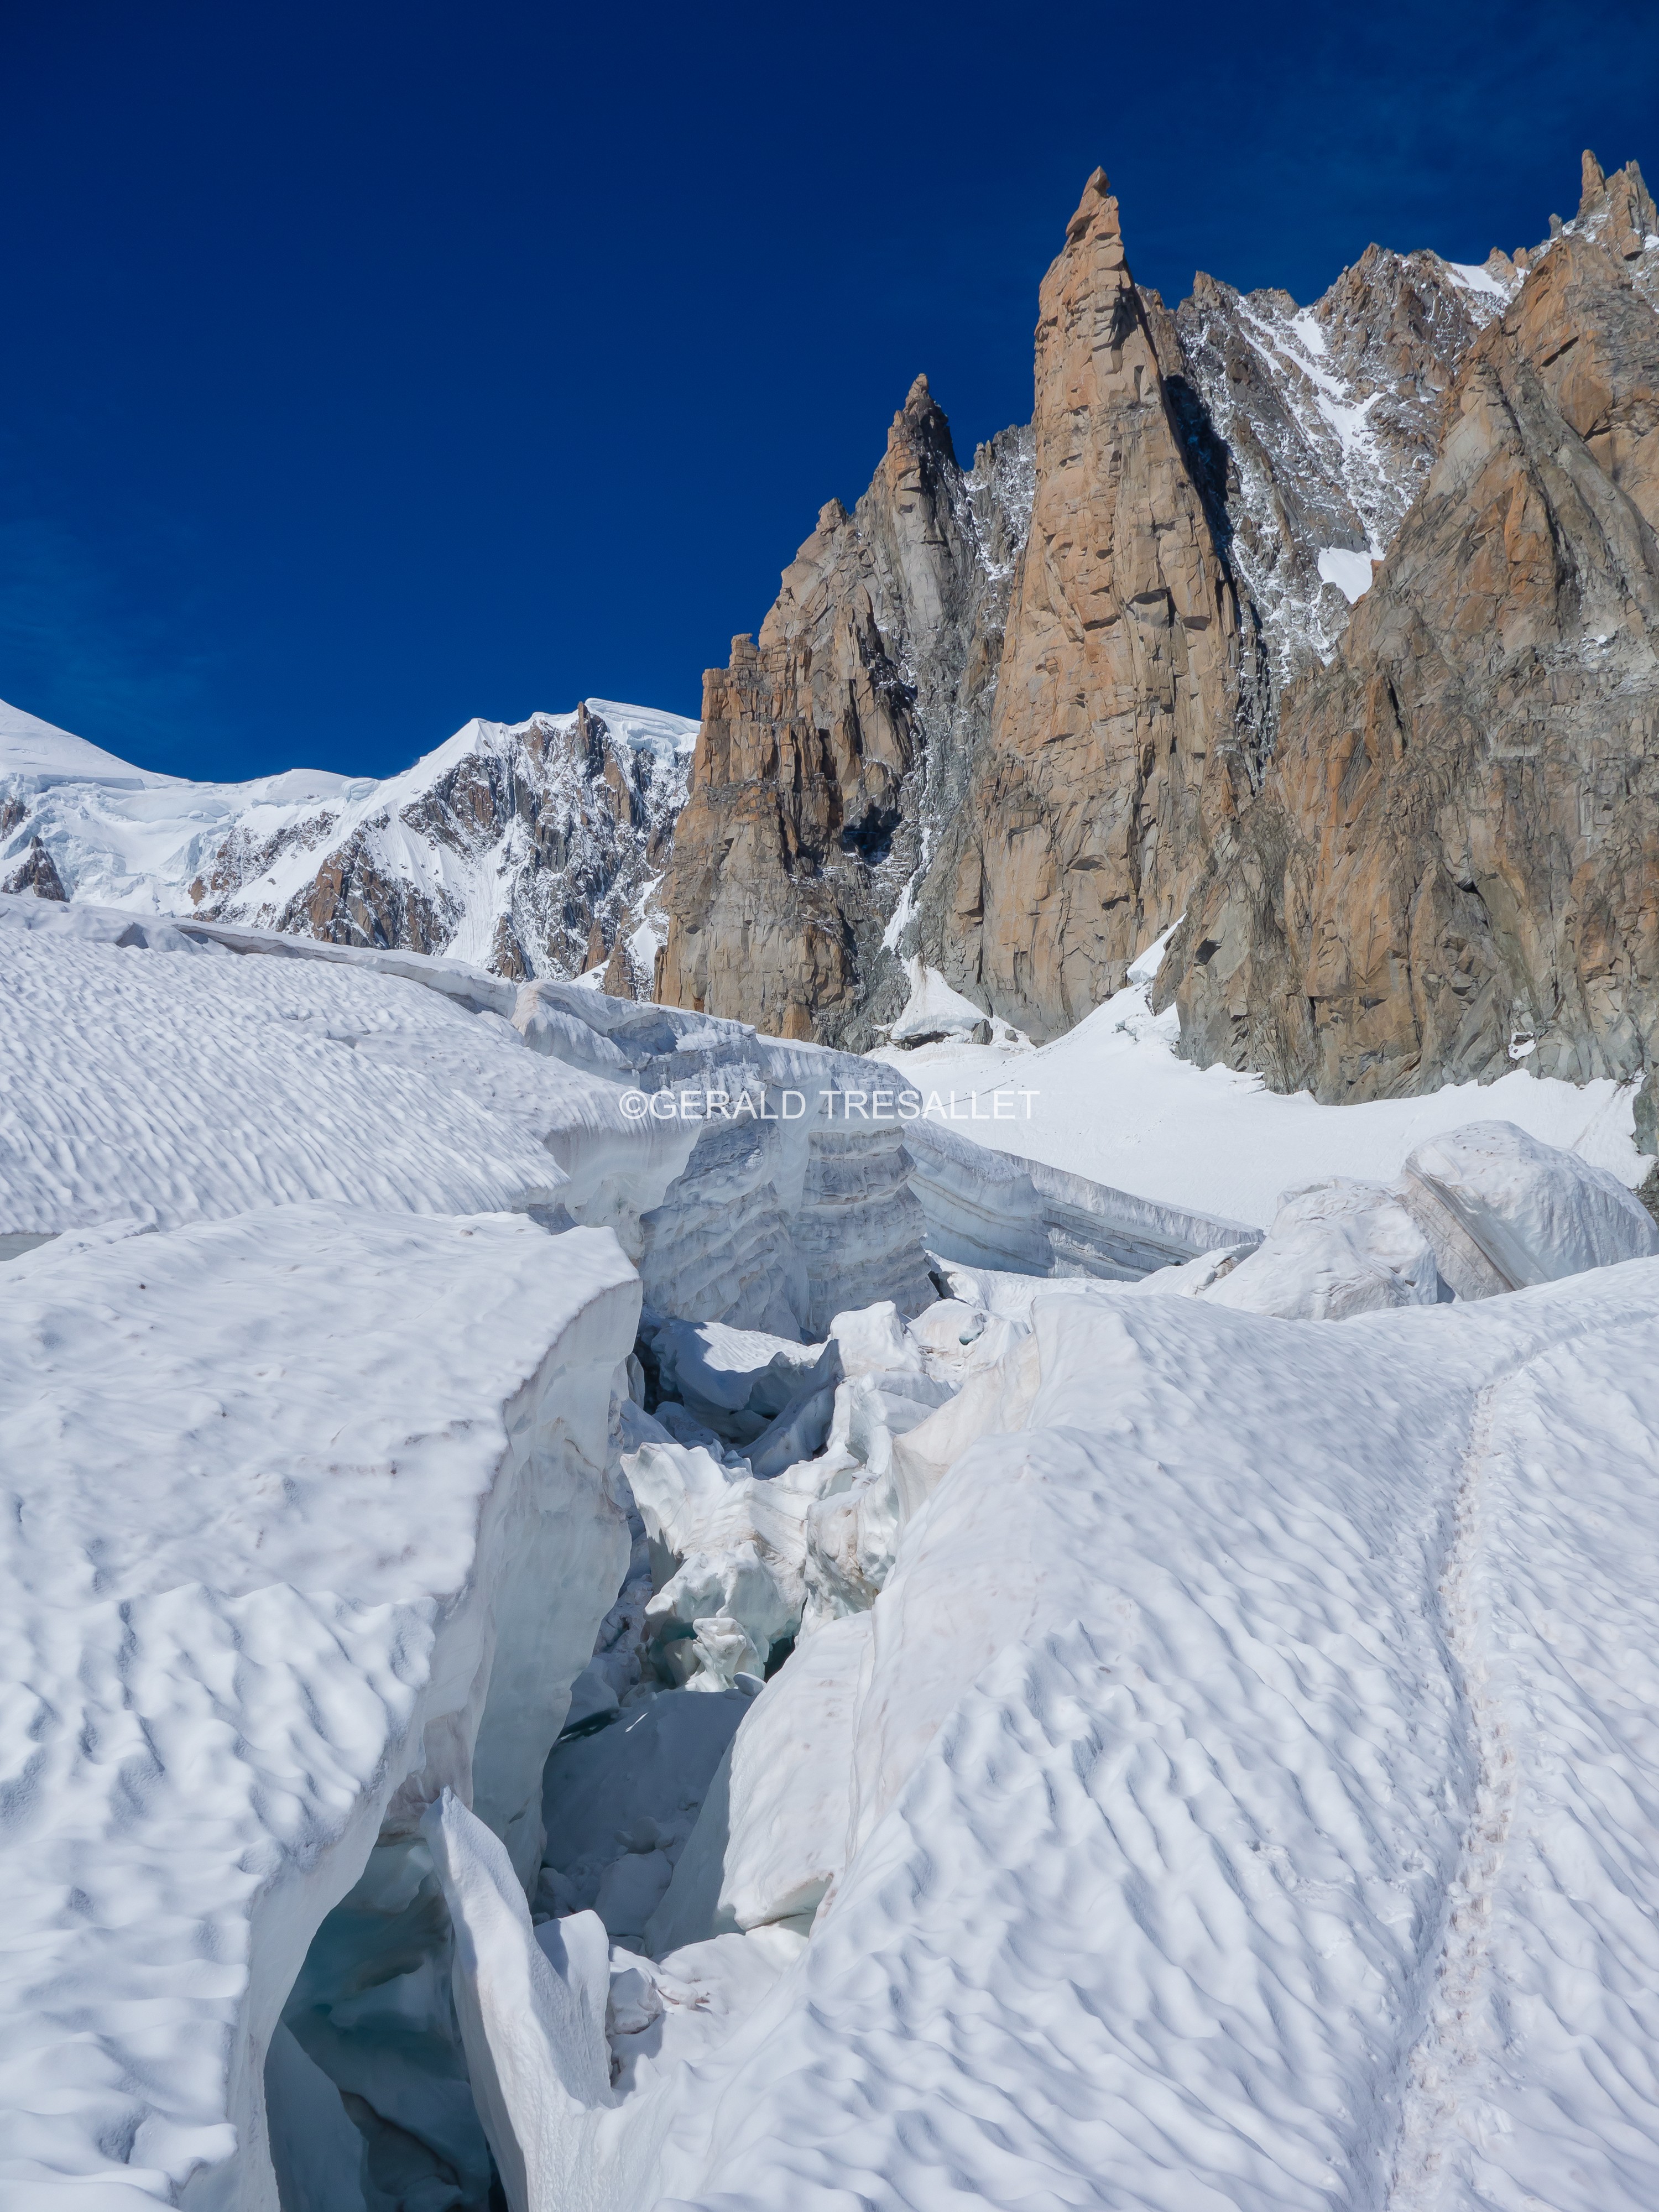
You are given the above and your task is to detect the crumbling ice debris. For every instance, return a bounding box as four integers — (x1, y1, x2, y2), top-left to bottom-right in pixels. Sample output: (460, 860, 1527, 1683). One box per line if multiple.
(645, 1610, 873, 1955)
(438, 1254, 1659, 2212)
(16, 883, 1659, 2209)
(645, 1316, 827, 1443)
(538, 1689, 749, 1947)
(622, 1299, 1009, 1689)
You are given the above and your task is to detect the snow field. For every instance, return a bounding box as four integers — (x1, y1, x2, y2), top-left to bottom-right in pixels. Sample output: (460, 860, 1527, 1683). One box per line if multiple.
(0, 896, 567, 1235)
(876, 962, 1649, 1227)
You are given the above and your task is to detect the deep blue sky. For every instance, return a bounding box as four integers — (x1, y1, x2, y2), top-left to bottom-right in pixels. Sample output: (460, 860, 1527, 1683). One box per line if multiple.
(3, 0, 1655, 781)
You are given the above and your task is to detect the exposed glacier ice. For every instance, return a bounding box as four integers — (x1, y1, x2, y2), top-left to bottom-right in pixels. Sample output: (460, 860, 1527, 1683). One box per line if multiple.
(645, 1611, 872, 1953)
(539, 1690, 748, 1944)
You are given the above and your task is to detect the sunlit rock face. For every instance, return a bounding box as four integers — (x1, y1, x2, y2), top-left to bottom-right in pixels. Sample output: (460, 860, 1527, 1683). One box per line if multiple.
(1160, 165, 1659, 1106)
(931, 170, 1266, 1044)
(656, 375, 1032, 1051)
(660, 152, 1659, 1140)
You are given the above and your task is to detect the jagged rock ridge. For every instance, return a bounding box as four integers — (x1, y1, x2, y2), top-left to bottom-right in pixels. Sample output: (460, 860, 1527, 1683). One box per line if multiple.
(920, 172, 1266, 1040)
(2, 833, 67, 900)
(1172, 246, 1520, 688)
(1156, 155, 1659, 1132)
(661, 146, 1659, 1137)
(656, 379, 1032, 1044)
(659, 171, 1271, 1049)
(657, 169, 1532, 1046)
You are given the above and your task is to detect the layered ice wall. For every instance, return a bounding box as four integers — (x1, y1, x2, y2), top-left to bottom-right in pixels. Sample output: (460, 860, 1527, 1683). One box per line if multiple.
(509, 976, 1261, 1310)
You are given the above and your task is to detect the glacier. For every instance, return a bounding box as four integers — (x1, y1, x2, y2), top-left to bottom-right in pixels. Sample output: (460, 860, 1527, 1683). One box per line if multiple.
(433, 1265, 1659, 2212)
(7, 885, 1659, 2210)
(0, 1206, 639, 2206)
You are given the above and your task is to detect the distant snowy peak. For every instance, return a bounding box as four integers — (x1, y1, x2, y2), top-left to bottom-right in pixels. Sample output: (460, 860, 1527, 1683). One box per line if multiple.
(0, 697, 698, 993)
(0, 697, 169, 788)
(583, 697, 701, 766)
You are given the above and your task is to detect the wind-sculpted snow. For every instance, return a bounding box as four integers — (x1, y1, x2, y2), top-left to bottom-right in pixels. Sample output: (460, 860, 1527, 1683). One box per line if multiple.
(1402, 1119, 1659, 1292)
(0, 892, 693, 1242)
(1203, 1176, 1442, 1318)
(1390, 1318, 1659, 2208)
(0, 901, 1241, 1314)
(434, 1261, 1659, 2211)
(0, 1207, 639, 2206)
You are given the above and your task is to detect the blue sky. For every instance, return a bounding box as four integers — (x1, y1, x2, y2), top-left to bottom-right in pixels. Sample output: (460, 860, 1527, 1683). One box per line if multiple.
(3, 0, 1655, 781)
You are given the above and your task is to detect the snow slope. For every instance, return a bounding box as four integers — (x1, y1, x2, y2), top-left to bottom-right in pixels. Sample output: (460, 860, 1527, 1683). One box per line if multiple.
(876, 958, 1647, 1228)
(0, 894, 628, 1238)
(0, 697, 173, 786)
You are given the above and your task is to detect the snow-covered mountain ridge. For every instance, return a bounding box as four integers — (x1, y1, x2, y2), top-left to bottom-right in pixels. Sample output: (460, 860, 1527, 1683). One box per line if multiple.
(0, 693, 697, 991)
(1171, 244, 1520, 684)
